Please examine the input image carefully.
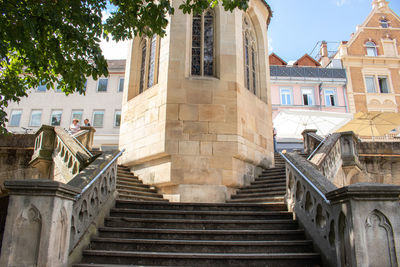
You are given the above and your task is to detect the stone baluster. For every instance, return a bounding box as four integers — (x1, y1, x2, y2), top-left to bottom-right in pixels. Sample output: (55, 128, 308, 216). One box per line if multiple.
(302, 129, 319, 154)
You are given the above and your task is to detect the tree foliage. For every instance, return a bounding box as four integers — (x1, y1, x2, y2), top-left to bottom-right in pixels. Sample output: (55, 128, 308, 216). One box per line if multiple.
(0, 0, 248, 134)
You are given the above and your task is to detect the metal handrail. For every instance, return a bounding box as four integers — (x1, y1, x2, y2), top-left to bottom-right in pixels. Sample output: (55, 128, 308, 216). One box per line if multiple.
(307, 133, 331, 160)
(71, 133, 93, 157)
(280, 151, 330, 204)
(75, 148, 125, 200)
(64, 128, 93, 158)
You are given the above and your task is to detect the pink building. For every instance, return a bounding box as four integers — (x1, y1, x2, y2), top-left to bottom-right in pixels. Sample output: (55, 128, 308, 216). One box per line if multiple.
(269, 53, 352, 150)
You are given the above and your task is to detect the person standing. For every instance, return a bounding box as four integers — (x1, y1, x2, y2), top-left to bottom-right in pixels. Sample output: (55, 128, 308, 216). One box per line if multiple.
(70, 119, 81, 134)
(84, 118, 91, 126)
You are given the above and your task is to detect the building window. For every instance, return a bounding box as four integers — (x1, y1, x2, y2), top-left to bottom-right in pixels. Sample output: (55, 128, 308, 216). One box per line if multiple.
(365, 75, 376, 93)
(365, 75, 390, 94)
(97, 78, 108, 92)
(71, 110, 83, 124)
(280, 88, 292, 105)
(380, 19, 389, 28)
(301, 88, 314, 106)
(92, 110, 105, 127)
(243, 16, 257, 94)
(118, 77, 124, 92)
(29, 110, 42, 127)
(191, 10, 214, 76)
(9, 110, 22, 127)
(138, 35, 160, 93)
(324, 89, 337, 106)
(114, 110, 121, 127)
(37, 82, 46, 92)
(50, 110, 62, 126)
(366, 41, 378, 57)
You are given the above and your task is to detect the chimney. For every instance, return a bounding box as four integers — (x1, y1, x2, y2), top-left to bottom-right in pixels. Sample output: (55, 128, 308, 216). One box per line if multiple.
(319, 41, 330, 67)
(320, 41, 328, 58)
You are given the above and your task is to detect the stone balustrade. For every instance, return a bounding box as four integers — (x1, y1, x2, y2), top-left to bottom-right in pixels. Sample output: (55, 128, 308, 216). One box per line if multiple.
(0, 149, 123, 267)
(30, 125, 94, 183)
(67, 150, 120, 253)
(281, 152, 400, 267)
(302, 129, 323, 155)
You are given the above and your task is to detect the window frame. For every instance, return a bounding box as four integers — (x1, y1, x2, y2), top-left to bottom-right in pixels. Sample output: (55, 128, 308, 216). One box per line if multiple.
(114, 110, 121, 127)
(92, 110, 105, 128)
(9, 110, 22, 127)
(29, 110, 42, 127)
(97, 78, 109, 92)
(324, 88, 337, 107)
(280, 88, 293, 106)
(243, 15, 258, 95)
(365, 41, 378, 57)
(50, 110, 63, 126)
(301, 88, 315, 106)
(364, 74, 391, 94)
(137, 35, 160, 95)
(380, 19, 389, 28)
(190, 9, 215, 77)
(118, 77, 125, 92)
(70, 110, 83, 124)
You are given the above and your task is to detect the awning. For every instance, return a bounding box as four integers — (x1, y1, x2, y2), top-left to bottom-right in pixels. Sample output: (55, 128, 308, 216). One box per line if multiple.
(273, 109, 353, 140)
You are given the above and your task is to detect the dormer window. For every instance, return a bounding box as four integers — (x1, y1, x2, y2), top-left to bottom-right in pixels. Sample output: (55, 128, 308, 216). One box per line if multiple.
(380, 19, 389, 28)
(366, 41, 378, 56)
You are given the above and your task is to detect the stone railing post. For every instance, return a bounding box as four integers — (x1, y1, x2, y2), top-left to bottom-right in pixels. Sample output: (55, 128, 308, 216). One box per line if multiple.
(76, 126, 96, 151)
(326, 184, 400, 267)
(0, 180, 79, 267)
(30, 125, 56, 178)
(339, 131, 360, 167)
(302, 129, 318, 154)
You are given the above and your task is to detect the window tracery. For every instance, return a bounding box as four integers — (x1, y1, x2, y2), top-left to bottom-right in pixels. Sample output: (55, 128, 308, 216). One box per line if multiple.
(191, 10, 215, 76)
(138, 35, 160, 94)
(243, 15, 258, 94)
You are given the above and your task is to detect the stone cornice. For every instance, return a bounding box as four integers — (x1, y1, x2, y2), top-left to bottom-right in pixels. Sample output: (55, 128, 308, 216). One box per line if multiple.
(5, 180, 80, 201)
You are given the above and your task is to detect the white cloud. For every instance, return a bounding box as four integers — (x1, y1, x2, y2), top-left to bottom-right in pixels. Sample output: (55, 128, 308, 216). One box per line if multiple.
(100, 38, 130, 59)
(336, 0, 347, 6)
(268, 38, 273, 53)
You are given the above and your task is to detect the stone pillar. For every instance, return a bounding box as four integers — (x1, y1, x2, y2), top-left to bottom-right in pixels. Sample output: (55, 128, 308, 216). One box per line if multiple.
(0, 180, 79, 267)
(78, 126, 96, 151)
(327, 183, 400, 267)
(29, 125, 56, 178)
(339, 131, 359, 166)
(302, 129, 318, 154)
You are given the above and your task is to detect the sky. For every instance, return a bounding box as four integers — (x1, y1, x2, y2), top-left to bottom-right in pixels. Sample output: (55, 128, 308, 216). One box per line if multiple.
(100, 0, 400, 60)
(267, 0, 400, 62)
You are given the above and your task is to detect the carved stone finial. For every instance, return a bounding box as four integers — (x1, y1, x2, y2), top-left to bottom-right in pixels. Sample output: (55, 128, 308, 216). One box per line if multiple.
(372, 0, 389, 11)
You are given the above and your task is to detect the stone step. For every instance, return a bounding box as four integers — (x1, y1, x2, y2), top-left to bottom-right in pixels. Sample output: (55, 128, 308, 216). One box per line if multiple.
(116, 184, 157, 193)
(251, 179, 286, 185)
(89, 237, 315, 253)
(97, 227, 307, 241)
(117, 193, 168, 202)
(117, 188, 163, 198)
(232, 191, 286, 199)
(250, 181, 286, 187)
(254, 177, 286, 183)
(109, 208, 292, 220)
(238, 186, 286, 194)
(117, 172, 140, 179)
(115, 200, 287, 212)
(261, 168, 285, 174)
(117, 179, 150, 188)
(104, 217, 299, 230)
(227, 197, 285, 204)
(79, 250, 321, 266)
(258, 173, 286, 178)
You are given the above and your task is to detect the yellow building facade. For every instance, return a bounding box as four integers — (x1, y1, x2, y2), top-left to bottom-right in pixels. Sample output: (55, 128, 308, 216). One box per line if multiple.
(335, 0, 400, 113)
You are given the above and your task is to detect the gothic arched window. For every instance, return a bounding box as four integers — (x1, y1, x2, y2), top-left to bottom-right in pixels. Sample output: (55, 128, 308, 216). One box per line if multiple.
(139, 35, 160, 94)
(191, 10, 214, 76)
(243, 16, 257, 94)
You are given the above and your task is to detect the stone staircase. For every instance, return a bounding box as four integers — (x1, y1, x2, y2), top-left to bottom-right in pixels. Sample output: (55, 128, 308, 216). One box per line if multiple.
(73, 161, 321, 266)
(116, 165, 167, 202)
(74, 200, 320, 266)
